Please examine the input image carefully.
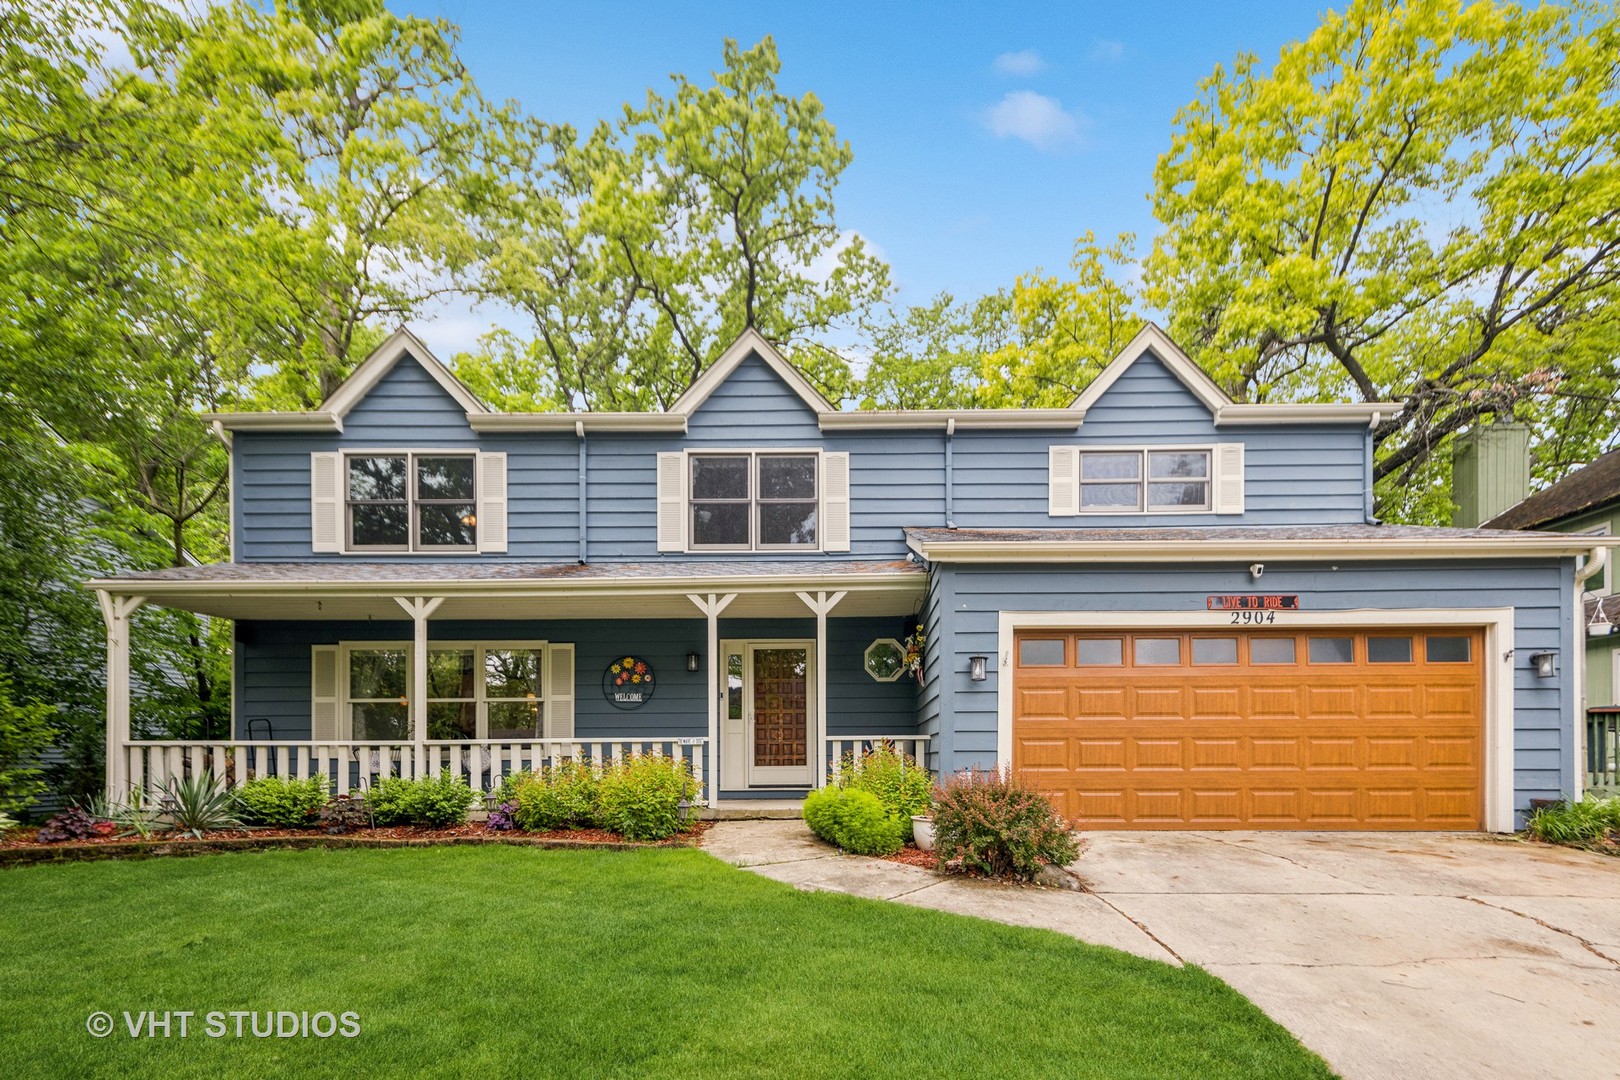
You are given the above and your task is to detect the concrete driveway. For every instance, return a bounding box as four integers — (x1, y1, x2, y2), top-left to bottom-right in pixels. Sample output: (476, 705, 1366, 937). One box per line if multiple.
(1076, 831, 1620, 1080)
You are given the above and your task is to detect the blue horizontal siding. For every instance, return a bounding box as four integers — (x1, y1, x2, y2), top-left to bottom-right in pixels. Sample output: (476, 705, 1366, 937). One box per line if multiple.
(930, 558, 1576, 816)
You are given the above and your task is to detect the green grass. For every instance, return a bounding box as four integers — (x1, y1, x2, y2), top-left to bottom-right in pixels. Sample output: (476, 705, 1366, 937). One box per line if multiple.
(0, 847, 1333, 1079)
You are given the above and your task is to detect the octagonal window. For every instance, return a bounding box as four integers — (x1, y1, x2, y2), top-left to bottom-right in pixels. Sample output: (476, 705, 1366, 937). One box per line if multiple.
(864, 638, 906, 682)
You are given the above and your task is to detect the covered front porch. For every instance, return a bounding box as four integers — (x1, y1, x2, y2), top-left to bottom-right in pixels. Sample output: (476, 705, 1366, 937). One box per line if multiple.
(88, 561, 931, 808)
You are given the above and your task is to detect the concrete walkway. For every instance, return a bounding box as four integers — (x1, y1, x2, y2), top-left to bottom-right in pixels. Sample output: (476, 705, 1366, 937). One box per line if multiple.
(702, 821, 1620, 1080)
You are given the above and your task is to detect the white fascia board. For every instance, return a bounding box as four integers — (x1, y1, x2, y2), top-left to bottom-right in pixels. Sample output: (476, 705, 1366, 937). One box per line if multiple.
(206, 412, 344, 433)
(323, 328, 489, 418)
(817, 409, 1084, 431)
(907, 536, 1620, 563)
(669, 328, 834, 416)
(82, 571, 927, 599)
(1216, 402, 1402, 425)
(468, 413, 688, 433)
(1070, 322, 1232, 416)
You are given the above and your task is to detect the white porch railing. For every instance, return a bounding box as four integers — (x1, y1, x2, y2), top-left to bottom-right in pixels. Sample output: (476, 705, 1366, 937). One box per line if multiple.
(825, 734, 933, 784)
(119, 738, 709, 803)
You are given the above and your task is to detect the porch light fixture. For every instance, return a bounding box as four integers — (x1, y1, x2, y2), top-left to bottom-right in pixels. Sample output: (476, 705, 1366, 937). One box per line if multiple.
(1530, 651, 1557, 678)
(968, 655, 988, 682)
(686, 651, 700, 673)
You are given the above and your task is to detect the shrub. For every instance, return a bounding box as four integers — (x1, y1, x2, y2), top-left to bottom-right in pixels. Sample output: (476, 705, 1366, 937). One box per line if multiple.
(0, 810, 15, 835)
(1526, 796, 1620, 845)
(802, 786, 904, 856)
(594, 753, 698, 841)
(234, 774, 329, 828)
(37, 806, 107, 843)
(833, 742, 932, 841)
(365, 771, 477, 827)
(92, 789, 168, 839)
(162, 772, 243, 838)
(932, 766, 1078, 881)
(0, 674, 54, 817)
(318, 795, 372, 834)
(511, 759, 600, 832)
(486, 800, 516, 831)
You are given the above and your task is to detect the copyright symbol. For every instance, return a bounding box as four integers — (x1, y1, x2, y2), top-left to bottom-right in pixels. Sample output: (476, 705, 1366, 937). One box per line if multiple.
(86, 1012, 113, 1038)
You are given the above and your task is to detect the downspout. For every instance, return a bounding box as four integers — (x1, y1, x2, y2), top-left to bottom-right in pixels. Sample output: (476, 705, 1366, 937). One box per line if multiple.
(210, 419, 238, 738)
(944, 418, 955, 529)
(1574, 544, 1609, 799)
(576, 420, 588, 564)
(1364, 410, 1380, 524)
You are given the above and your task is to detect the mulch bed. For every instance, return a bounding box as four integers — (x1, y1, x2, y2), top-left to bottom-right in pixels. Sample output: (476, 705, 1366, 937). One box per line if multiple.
(0, 820, 712, 867)
(882, 845, 940, 870)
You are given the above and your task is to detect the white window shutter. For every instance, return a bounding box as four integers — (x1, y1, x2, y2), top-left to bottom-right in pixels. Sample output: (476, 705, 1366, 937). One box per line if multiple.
(822, 452, 851, 552)
(1214, 443, 1245, 514)
(546, 643, 575, 741)
(1048, 445, 1079, 516)
(656, 452, 686, 552)
(311, 646, 341, 741)
(478, 452, 508, 553)
(310, 452, 341, 552)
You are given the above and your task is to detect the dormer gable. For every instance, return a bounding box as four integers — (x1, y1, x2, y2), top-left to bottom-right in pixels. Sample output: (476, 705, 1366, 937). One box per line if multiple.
(1070, 323, 1231, 418)
(669, 327, 833, 417)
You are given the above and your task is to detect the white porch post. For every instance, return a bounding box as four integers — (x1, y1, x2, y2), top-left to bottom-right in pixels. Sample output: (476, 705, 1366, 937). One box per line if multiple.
(687, 591, 736, 808)
(96, 590, 145, 802)
(395, 596, 445, 777)
(796, 590, 846, 789)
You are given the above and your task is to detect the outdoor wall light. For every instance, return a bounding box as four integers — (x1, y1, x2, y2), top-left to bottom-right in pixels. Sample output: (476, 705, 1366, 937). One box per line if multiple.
(686, 651, 700, 673)
(1530, 651, 1557, 678)
(968, 655, 988, 682)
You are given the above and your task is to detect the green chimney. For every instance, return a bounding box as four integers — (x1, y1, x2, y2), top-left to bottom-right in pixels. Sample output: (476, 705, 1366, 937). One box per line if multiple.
(1452, 423, 1530, 527)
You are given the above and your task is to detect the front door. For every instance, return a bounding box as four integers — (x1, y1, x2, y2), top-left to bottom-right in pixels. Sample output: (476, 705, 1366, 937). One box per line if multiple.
(743, 642, 814, 787)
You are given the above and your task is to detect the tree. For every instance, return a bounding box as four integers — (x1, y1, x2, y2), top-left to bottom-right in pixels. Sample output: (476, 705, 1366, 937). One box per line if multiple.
(457, 37, 890, 411)
(856, 293, 1001, 410)
(1147, 0, 1620, 521)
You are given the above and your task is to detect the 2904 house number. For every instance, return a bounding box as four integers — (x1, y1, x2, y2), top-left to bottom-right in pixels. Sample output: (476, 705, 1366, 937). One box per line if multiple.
(1229, 610, 1278, 625)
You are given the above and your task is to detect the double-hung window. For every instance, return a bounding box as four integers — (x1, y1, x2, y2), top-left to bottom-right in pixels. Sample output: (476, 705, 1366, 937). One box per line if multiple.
(347, 453, 477, 551)
(690, 452, 819, 550)
(345, 643, 546, 740)
(1079, 449, 1211, 512)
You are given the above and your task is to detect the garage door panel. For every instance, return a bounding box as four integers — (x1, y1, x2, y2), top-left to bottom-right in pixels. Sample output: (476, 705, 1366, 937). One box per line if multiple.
(1013, 628, 1483, 830)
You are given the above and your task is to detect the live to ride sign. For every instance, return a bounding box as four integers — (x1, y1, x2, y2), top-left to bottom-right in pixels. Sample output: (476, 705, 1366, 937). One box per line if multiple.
(1206, 594, 1301, 611)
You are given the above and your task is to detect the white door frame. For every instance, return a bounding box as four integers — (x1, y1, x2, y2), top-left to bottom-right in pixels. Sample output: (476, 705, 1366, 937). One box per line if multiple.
(995, 608, 1517, 833)
(720, 638, 816, 788)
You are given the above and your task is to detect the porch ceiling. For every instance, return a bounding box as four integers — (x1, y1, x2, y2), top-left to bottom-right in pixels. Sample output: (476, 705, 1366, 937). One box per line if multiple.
(84, 560, 927, 622)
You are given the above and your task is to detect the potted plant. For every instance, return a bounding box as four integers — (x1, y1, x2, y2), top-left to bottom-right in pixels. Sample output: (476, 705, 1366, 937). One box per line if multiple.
(911, 812, 935, 851)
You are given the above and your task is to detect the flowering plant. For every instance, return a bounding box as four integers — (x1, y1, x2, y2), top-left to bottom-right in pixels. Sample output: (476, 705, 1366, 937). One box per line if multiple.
(901, 627, 925, 677)
(610, 656, 654, 689)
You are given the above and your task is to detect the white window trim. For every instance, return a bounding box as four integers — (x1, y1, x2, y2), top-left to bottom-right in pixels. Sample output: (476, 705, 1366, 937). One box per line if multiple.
(338, 640, 551, 740)
(863, 638, 907, 682)
(993, 608, 1517, 833)
(684, 447, 825, 554)
(340, 448, 481, 556)
(1074, 444, 1216, 515)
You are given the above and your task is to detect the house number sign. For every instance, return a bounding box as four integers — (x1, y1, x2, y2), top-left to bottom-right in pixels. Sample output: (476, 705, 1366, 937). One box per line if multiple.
(1206, 594, 1301, 625)
(602, 655, 656, 710)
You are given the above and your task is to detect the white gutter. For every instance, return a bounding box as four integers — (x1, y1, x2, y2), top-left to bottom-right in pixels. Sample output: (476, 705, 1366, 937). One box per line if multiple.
(907, 536, 1620, 563)
(1214, 401, 1399, 426)
(207, 411, 343, 433)
(817, 409, 1084, 431)
(469, 413, 688, 433)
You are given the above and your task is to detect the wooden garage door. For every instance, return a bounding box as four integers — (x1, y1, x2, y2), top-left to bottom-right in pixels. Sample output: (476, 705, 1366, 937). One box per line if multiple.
(1013, 629, 1483, 830)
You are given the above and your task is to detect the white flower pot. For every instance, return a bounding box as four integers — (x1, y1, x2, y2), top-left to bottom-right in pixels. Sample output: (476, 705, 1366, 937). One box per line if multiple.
(911, 815, 935, 852)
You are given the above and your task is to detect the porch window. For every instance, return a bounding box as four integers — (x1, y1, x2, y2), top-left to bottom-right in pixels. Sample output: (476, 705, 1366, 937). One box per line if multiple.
(345, 642, 546, 740)
(1079, 449, 1211, 512)
(347, 453, 477, 552)
(690, 452, 818, 550)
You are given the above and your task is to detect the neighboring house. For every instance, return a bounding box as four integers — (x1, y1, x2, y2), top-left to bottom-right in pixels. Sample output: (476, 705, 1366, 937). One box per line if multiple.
(87, 325, 1615, 831)
(1479, 446, 1620, 790)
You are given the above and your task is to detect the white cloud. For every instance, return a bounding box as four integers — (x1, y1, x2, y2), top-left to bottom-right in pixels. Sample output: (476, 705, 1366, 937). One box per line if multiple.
(993, 50, 1046, 77)
(1088, 39, 1126, 63)
(982, 91, 1083, 151)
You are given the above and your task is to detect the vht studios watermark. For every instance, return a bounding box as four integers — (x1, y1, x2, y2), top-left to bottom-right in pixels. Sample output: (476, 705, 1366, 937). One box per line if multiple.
(85, 1010, 361, 1039)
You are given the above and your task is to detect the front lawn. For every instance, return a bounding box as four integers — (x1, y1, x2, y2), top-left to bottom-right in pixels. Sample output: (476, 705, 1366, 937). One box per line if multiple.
(0, 848, 1332, 1079)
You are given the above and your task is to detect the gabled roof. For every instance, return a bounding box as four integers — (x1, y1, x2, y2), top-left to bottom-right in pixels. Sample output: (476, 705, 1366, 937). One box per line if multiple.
(668, 326, 835, 416)
(210, 329, 487, 433)
(207, 323, 1399, 435)
(1485, 448, 1620, 531)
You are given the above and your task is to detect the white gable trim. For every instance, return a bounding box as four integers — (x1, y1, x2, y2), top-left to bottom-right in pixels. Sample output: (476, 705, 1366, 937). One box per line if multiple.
(669, 327, 834, 417)
(1069, 322, 1232, 417)
(321, 328, 489, 418)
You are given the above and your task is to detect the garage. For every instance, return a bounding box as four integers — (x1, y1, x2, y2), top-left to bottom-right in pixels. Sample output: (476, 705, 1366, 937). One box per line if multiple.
(1012, 628, 1484, 829)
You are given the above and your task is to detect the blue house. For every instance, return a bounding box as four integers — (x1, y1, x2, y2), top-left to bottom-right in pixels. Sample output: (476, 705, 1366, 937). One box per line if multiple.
(88, 325, 1614, 831)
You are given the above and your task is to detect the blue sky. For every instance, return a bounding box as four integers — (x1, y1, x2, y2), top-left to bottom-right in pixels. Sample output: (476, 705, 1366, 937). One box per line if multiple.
(410, 0, 1336, 357)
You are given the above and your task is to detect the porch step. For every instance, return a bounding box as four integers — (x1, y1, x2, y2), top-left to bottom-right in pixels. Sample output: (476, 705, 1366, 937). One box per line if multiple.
(699, 799, 805, 821)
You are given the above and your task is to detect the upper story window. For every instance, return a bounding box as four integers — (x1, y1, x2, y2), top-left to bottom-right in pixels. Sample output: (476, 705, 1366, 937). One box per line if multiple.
(348, 453, 477, 551)
(1079, 449, 1211, 512)
(690, 452, 819, 550)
